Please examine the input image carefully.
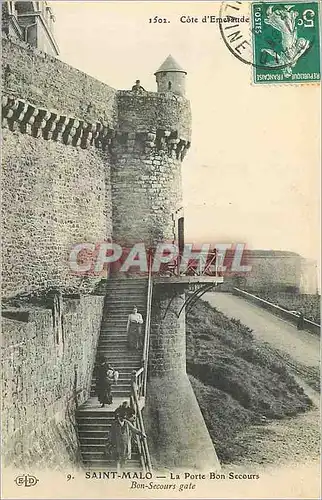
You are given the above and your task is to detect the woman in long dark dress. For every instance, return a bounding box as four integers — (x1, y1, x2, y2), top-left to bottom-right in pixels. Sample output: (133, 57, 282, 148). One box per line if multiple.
(95, 356, 114, 408)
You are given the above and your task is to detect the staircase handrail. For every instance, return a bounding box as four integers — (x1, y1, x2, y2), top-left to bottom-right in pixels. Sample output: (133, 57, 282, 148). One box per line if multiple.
(142, 254, 153, 396)
(130, 375, 152, 474)
(129, 256, 153, 473)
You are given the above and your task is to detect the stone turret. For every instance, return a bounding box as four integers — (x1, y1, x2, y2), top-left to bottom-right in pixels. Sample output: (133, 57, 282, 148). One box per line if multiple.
(113, 87, 191, 248)
(112, 63, 220, 471)
(155, 54, 187, 96)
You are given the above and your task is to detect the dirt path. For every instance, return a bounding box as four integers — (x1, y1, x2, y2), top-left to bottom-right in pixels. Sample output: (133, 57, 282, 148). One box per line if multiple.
(203, 292, 320, 367)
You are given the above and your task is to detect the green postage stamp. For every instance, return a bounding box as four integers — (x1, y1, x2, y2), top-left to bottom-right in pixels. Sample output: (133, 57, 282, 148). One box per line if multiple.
(252, 2, 321, 84)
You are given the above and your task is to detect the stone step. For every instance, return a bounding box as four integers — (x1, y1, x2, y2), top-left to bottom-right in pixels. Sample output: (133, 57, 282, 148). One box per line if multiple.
(94, 348, 134, 355)
(96, 339, 136, 346)
(104, 308, 146, 314)
(95, 350, 141, 356)
(96, 346, 141, 352)
(107, 279, 148, 282)
(94, 356, 140, 364)
(89, 392, 131, 400)
(104, 301, 146, 307)
(98, 337, 129, 342)
(101, 318, 132, 323)
(106, 280, 148, 286)
(99, 331, 128, 336)
(90, 377, 131, 384)
(90, 383, 132, 390)
(90, 386, 131, 394)
(95, 353, 139, 360)
(104, 297, 146, 304)
(99, 329, 128, 334)
(90, 380, 132, 386)
(81, 446, 141, 455)
(76, 407, 117, 419)
(79, 437, 110, 445)
(99, 331, 129, 337)
(105, 295, 146, 301)
(101, 313, 146, 319)
(100, 318, 144, 325)
(95, 359, 141, 366)
(90, 383, 131, 391)
(77, 417, 115, 424)
(81, 446, 140, 455)
(77, 422, 114, 429)
(90, 384, 131, 391)
(105, 287, 147, 293)
(78, 424, 112, 432)
(97, 341, 129, 347)
(100, 338, 127, 346)
(91, 370, 134, 376)
(90, 385, 131, 393)
(105, 296, 146, 303)
(81, 450, 140, 460)
(97, 345, 130, 350)
(100, 322, 129, 327)
(78, 430, 111, 438)
(90, 393, 130, 400)
(106, 277, 148, 282)
(97, 337, 128, 343)
(92, 361, 140, 367)
(90, 387, 131, 394)
(104, 295, 146, 302)
(90, 390, 130, 398)
(91, 367, 138, 375)
(91, 374, 132, 381)
(100, 323, 129, 328)
(105, 296, 147, 300)
(82, 460, 141, 469)
(95, 348, 141, 355)
(91, 370, 133, 376)
(77, 417, 114, 423)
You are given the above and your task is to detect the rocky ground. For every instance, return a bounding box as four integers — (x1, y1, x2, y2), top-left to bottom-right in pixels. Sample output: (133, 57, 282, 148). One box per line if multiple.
(225, 385, 320, 470)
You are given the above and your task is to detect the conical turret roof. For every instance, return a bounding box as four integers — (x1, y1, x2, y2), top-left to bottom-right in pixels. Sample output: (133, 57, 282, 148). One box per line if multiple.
(154, 55, 187, 75)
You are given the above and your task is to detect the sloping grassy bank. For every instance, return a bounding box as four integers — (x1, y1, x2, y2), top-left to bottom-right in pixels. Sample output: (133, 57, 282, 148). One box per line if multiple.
(186, 299, 314, 463)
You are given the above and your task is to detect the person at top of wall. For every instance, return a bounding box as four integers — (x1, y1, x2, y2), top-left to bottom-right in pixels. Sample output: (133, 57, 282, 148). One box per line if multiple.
(131, 79, 145, 93)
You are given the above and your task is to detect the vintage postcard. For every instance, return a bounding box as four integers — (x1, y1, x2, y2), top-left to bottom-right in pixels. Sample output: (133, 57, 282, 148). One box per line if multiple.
(1, 0, 321, 499)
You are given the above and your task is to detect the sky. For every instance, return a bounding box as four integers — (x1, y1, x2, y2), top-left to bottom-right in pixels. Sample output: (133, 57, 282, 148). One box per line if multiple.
(51, 1, 320, 264)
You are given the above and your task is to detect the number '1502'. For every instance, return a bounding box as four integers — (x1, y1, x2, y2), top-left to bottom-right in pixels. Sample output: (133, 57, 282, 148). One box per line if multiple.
(149, 16, 169, 23)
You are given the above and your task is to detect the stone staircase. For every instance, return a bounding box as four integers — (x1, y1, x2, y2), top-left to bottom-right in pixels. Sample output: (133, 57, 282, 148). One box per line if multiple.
(76, 278, 148, 469)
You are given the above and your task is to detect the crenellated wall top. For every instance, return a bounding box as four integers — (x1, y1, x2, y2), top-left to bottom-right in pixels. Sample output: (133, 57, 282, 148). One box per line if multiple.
(2, 36, 192, 148)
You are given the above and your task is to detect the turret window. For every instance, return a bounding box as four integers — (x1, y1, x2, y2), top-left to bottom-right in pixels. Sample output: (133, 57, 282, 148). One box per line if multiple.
(168, 81, 172, 90)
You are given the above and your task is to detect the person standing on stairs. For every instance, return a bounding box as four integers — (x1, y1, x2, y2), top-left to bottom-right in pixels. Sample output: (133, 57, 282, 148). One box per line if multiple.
(109, 414, 146, 472)
(94, 355, 117, 408)
(126, 306, 144, 350)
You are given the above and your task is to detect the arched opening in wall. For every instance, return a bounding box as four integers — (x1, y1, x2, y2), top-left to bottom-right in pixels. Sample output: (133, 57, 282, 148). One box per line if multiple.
(168, 81, 172, 91)
(178, 217, 184, 256)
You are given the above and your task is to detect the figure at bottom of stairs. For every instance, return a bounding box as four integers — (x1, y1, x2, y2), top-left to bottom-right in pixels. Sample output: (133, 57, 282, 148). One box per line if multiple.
(107, 415, 147, 471)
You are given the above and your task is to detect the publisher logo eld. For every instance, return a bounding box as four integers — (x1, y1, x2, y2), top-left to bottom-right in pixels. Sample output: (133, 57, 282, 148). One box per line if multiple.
(15, 474, 39, 487)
